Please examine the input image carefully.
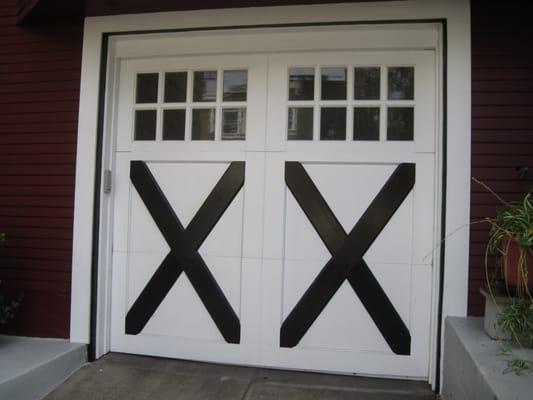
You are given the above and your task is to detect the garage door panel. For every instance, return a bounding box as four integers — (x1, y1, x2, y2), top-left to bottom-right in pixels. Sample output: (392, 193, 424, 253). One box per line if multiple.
(198, 192, 244, 258)
(110, 47, 438, 379)
(298, 280, 392, 353)
(141, 274, 226, 341)
(148, 162, 230, 229)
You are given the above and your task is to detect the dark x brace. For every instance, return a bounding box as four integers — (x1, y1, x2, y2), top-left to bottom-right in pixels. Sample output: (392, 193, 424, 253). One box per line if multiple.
(126, 161, 244, 344)
(281, 162, 414, 355)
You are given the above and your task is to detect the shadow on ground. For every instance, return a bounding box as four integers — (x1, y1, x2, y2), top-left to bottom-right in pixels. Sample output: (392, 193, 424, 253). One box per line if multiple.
(45, 353, 436, 400)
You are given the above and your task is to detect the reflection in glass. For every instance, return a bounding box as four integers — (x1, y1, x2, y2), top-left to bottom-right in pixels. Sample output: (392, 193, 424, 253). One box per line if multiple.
(287, 108, 313, 140)
(387, 107, 414, 141)
(222, 108, 246, 140)
(164, 72, 187, 103)
(162, 109, 185, 140)
(354, 108, 380, 141)
(289, 68, 314, 101)
(388, 67, 414, 100)
(321, 67, 346, 100)
(193, 71, 217, 102)
(134, 110, 157, 141)
(320, 107, 346, 140)
(136, 73, 158, 103)
(354, 67, 380, 100)
(192, 108, 216, 140)
(223, 70, 247, 101)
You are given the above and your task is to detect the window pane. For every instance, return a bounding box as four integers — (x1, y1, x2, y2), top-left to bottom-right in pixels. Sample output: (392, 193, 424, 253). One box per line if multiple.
(320, 108, 346, 140)
(387, 107, 414, 141)
(134, 110, 157, 141)
(193, 71, 217, 102)
(354, 67, 380, 100)
(287, 108, 313, 140)
(223, 70, 247, 101)
(136, 73, 158, 103)
(222, 108, 246, 140)
(354, 108, 380, 141)
(164, 72, 187, 103)
(388, 67, 414, 100)
(321, 67, 346, 100)
(192, 108, 216, 140)
(289, 67, 314, 101)
(162, 109, 185, 140)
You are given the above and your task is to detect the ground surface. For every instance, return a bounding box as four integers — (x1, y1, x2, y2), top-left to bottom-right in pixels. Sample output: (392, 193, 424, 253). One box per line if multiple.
(45, 353, 436, 400)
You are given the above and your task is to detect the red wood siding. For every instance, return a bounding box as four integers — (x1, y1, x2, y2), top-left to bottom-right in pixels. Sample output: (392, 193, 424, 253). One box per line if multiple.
(0, 0, 83, 338)
(469, 0, 533, 315)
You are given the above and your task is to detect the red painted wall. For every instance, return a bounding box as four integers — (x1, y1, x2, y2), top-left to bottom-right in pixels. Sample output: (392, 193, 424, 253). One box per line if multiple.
(0, 0, 531, 338)
(0, 0, 83, 338)
(468, 1, 533, 315)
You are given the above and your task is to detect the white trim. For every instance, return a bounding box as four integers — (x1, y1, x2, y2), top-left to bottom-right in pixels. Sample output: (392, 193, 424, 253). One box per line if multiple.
(71, 0, 470, 390)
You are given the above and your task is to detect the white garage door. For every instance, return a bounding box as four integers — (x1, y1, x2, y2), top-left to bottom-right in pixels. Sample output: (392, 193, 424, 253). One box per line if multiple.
(110, 48, 437, 379)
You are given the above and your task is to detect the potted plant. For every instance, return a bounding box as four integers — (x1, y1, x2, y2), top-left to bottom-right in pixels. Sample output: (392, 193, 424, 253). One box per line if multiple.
(486, 193, 533, 297)
(480, 190, 533, 367)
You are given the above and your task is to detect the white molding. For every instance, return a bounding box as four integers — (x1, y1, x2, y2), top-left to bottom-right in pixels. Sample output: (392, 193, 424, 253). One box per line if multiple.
(70, 0, 470, 390)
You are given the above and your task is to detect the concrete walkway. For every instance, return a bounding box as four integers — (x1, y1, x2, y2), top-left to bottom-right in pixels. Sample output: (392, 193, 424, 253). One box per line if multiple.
(45, 353, 436, 400)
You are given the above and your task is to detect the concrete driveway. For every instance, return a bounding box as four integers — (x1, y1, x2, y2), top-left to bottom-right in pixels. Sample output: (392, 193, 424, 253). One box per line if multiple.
(44, 353, 436, 400)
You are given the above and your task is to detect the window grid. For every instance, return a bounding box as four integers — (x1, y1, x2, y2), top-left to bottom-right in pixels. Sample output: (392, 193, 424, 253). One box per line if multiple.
(132, 69, 248, 142)
(286, 65, 415, 142)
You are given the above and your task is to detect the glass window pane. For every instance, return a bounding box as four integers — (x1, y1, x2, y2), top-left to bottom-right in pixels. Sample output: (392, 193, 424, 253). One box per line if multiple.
(192, 108, 216, 140)
(354, 67, 380, 100)
(320, 107, 346, 140)
(387, 107, 414, 141)
(164, 72, 187, 103)
(136, 73, 158, 103)
(193, 71, 217, 102)
(321, 67, 346, 100)
(162, 109, 185, 140)
(287, 108, 313, 140)
(388, 67, 414, 100)
(223, 70, 247, 101)
(289, 67, 314, 101)
(134, 110, 157, 141)
(354, 108, 380, 141)
(222, 108, 246, 140)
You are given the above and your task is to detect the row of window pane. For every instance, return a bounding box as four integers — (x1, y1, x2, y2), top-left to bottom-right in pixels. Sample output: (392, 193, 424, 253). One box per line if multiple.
(288, 66, 414, 101)
(135, 70, 248, 104)
(134, 108, 246, 141)
(288, 107, 413, 141)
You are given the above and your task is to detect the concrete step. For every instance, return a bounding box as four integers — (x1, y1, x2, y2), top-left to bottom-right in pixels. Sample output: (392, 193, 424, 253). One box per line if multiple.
(442, 317, 533, 400)
(0, 335, 87, 400)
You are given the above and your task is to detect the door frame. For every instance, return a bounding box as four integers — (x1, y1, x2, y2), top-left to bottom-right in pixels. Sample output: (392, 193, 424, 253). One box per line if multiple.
(70, 0, 471, 390)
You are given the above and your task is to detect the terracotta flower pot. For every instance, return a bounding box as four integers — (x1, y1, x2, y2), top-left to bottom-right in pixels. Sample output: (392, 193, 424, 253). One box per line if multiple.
(502, 237, 533, 290)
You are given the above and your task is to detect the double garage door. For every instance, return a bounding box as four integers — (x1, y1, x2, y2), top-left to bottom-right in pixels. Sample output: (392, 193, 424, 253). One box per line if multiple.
(110, 49, 437, 379)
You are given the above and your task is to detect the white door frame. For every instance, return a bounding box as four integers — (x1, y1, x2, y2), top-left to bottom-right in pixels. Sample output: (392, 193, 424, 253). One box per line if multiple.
(70, 0, 471, 390)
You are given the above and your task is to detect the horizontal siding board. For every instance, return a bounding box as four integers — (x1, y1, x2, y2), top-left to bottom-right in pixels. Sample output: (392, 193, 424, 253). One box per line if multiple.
(2, 226, 73, 239)
(0, 59, 81, 73)
(472, 130, 533, 143)
(0, 176, 74, 185)
(0, 206, 75, 218)
(0, 216, 72, 229)
(0, 92, 79, 104)
(0, 258, 72, 270)
(0, 113, 79, 125)
(0, 80, 80, 94)
(472, 106, 533, 118)
(0, 101, 78, 113)
(472, 80, 533, 93)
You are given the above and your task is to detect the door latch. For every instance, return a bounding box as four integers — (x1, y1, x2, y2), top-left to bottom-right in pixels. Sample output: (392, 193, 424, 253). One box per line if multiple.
(103, 170, 112, 194)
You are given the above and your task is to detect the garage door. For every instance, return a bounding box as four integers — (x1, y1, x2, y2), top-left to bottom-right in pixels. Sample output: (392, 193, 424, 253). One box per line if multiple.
(110, 49, 437, 379)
